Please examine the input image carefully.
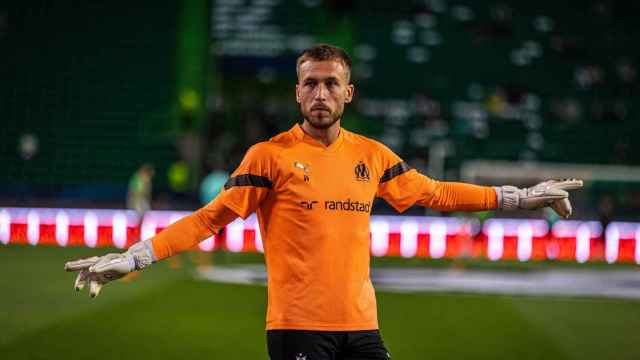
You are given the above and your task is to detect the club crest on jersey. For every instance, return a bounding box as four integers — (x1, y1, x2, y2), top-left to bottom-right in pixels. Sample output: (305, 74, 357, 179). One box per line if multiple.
(355, 161, 370, 182)
(293, 161, 310, 182)
(295, 354, 307, 360)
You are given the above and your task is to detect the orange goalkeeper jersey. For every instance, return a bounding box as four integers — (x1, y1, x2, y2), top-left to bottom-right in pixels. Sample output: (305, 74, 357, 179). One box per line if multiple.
(151, 124, 496, 330)
(211, 124, 497, 330)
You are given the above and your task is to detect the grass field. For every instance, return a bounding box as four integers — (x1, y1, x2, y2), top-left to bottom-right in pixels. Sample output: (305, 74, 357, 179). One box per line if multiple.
(2, 245, 640, 359)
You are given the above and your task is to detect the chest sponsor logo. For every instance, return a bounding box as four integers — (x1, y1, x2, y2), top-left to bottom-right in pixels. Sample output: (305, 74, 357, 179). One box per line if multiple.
(300, 200, 318, 210)
(299, 199, 371, 213)
(355, 161, 370, 182)
(325, 198, 371, 213)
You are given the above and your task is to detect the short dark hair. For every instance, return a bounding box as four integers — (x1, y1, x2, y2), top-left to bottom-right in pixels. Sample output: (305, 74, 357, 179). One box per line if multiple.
(296, 44, 352, 82)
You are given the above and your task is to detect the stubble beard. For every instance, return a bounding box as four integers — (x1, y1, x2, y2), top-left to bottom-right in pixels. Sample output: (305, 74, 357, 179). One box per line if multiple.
(302, 108, 342, 130)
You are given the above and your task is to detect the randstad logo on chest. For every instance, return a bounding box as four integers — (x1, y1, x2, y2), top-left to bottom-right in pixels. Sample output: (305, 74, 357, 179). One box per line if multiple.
(324, 198, 371, 213)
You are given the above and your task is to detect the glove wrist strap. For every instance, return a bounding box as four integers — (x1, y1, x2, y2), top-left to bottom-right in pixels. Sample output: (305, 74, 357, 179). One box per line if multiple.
(126, 239, 156, 271)
(496, 186, 521, 211)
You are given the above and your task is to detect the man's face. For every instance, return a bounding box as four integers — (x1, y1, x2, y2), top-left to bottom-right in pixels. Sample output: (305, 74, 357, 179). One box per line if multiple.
(296, 60, 354, 129)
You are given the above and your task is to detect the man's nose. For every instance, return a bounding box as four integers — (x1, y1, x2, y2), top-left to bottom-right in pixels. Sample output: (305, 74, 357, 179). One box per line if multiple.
(314, 84, 327, 100)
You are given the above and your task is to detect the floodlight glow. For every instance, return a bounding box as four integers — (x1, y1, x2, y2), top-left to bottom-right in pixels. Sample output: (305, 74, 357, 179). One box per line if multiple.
(254, 224, 264, 253)
(429, 221, 447, 259)
(226, 220, 244, 253)
(198, 236, 215, 252)
(605, 224, 619, 264)
(575, 223, 591, 263)
(635, 226, 640, 265)
(112, 212, 128, 249)
(487, 222, 504, 261)
(370, 220, 389, 257)
(546, 241, 560, 260)
(84, 211, 98, 248)
(140, 219, 157, 241)
(169, 213, 185, 225)
(27, 210, 40, 246)
(400, 220, 418, 258)
(517, 222, 533, 262)
(0, 209, 10, 245)
(55, 210, 69, 246)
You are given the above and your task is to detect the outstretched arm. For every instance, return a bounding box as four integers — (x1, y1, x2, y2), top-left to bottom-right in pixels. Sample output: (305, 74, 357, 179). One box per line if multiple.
(414, 176, 498, 212)
(375, 143, 582, 216)
(65, 141, 277, 298)
(151, 198, 238, 260)
(380, 169, 582, 217)
(64, 197, 239, 297)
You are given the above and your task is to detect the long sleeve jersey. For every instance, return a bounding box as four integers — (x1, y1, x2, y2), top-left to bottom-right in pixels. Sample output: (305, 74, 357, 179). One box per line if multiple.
(151, 124, 497, 331)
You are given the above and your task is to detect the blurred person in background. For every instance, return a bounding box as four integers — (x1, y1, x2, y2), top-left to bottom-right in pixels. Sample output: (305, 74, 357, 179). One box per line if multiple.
(199, 166, 229, 205)
(126, 163, 155, 215)
(65, 44, 582, 360)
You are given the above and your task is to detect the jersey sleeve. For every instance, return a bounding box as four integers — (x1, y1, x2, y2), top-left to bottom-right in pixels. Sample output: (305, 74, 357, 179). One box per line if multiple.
(151, 196, 239, 260)
(217, 143, 275, 219)
(376, 144, 497, 212)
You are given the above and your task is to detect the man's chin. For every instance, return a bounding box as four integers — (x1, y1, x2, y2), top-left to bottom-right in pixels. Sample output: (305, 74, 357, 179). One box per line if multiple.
(305, 115, 340, 130)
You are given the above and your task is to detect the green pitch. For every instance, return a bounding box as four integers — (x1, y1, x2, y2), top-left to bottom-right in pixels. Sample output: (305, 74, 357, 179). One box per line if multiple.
(1, 245, 639, 360)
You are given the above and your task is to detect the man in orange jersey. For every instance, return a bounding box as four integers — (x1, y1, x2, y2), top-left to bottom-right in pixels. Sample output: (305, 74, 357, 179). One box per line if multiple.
(65, 44, 582, 360)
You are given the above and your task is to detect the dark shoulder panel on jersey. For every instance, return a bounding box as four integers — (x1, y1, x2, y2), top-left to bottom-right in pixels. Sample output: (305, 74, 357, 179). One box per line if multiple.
(223, 143, 275, 188)
(218, 128, 298, 218)
(380, 161, 412, 183)
(224, 173, 272, 190)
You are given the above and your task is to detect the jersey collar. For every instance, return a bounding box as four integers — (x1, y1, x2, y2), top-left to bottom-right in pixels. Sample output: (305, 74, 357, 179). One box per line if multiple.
(291, 122, 345, 152)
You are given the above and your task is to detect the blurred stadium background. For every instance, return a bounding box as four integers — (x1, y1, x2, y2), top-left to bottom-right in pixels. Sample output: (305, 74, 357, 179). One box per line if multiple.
(2, 1, 640, 359)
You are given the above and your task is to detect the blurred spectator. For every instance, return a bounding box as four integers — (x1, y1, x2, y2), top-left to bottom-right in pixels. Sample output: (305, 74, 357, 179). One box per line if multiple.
(199, 167, 229, 205)
(414, 94, 442, 119)
(574, 65, 605, 89)
(552, 98, 582, 125)
(485, 87, 507, 116)
(168, 161, 190, 194)
(616, 58, 637, 84)
(18, 133, 39, 160)
(598, 194, 615, 229)
(127, 164, 155, 215)
(614, 57, 637, 96)
(550, 34, 586, 60)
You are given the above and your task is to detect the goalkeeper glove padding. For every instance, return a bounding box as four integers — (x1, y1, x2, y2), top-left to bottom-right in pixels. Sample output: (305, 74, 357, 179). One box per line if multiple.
(495, 178, 583, 218)
(64, 239, 155, 298)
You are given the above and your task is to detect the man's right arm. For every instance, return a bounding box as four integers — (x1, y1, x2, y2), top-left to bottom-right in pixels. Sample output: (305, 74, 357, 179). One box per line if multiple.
(64, 196, 239, 298)
(151, 197, 239, 260)
(65, 142, 274, 297)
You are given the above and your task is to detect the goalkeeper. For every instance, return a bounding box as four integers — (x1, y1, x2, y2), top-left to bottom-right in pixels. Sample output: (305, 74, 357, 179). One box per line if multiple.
(65, 44, 582, 360)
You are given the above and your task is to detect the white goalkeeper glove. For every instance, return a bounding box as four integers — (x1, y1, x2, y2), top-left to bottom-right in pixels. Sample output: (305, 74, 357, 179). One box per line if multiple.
(495, 178, 583, 218)
(64, 239, 155, 298)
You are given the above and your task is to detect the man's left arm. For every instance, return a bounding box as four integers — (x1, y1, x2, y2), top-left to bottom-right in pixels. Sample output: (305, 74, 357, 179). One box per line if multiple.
(379, 170, 583, 218)
(374, 143, 583, 217)
(414, 174, 583, 217)
(414, 176, 497, 212)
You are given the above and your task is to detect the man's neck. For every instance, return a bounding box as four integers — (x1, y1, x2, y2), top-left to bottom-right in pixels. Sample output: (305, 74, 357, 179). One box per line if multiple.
(301, 119, 341, 146)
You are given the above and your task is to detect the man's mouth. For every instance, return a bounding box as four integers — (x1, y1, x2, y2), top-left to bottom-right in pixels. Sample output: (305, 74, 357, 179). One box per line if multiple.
(311, 105, 330, 112)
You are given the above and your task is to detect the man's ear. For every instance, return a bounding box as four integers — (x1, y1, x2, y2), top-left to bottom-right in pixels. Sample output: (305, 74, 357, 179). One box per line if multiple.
(345, 84, 355, 104)
(295, 83, 302, 104)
